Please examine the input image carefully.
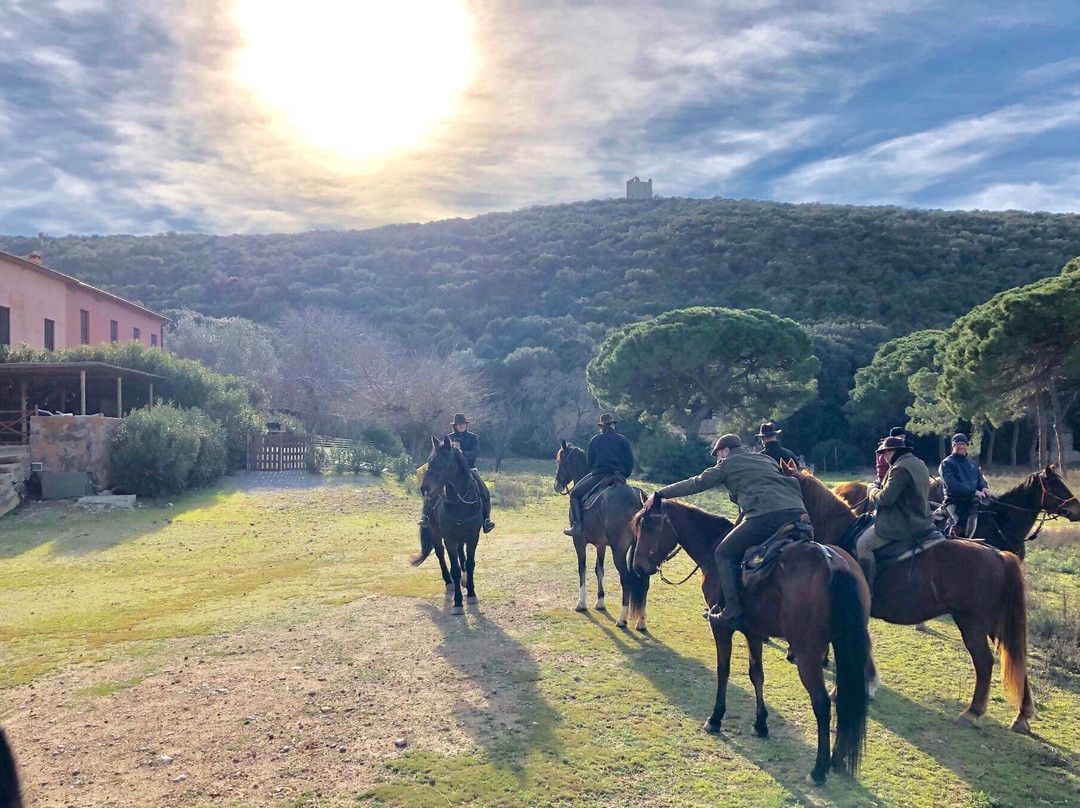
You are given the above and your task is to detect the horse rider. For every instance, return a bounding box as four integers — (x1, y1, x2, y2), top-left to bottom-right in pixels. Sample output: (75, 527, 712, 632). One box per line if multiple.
(857, 435, 936, 591)
(419, 413, 496, 533)
(756, 421, 798, 466)
(563, 413, 635, 538)
(939, 433, 989, 538)
(876, 426, 906, 486)
(654, 433, 808, 631)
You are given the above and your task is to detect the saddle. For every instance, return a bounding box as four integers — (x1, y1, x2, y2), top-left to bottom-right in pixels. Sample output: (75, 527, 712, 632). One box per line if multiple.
(740, 515, 817, 589)
(877, 529, 951, 569)
(582, 473, 626, 510)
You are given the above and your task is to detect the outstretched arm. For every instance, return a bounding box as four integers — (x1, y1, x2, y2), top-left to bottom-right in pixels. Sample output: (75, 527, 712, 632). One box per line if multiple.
(656, 465, 725, 499)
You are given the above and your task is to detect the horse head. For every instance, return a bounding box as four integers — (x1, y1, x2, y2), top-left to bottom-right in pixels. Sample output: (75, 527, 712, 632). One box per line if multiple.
(1037, 465, 1080, 521)
(630, 494, 678, 577)
(554, 440, 587, 494)
(421, 435, 469, 499)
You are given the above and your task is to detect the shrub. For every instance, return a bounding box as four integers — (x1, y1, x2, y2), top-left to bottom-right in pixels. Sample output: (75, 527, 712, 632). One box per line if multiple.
(388, 453, 414, 482)
(112, 405, 227, 497)
(359, 424, 406, 457)
(636, 428, 714, 482)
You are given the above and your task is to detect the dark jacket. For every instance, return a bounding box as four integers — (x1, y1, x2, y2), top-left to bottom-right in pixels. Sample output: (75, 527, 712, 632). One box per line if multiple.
(869, 450, 933, 542)
(447, 430, 479, 468)
(939, 452, 987, 501)
(657, 446, 805, 518)
(759, 440, 798, 466)
(587, 429, 634, 477)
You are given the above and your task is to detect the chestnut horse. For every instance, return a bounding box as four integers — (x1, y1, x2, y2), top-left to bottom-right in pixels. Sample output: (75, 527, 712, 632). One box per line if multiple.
(630, 496, 874, 785)
(834, 478, 944, 515)
(412, 436, 483, 614)
(786, 464, 1034, 732)
(554, 440, 649, 629)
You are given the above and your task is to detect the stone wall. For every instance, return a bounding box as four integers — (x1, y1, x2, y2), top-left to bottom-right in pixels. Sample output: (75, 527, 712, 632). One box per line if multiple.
(30, 415, 122, 489)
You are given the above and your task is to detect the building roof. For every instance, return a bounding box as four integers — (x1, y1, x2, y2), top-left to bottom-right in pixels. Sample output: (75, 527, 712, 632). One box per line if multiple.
(0, 362, 163, 382)
(0, 249, 169, 323)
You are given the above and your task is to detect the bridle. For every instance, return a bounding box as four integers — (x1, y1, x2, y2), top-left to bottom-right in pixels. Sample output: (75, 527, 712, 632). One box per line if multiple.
(641, 507, 700, 586)
(989, 471, 1078, 543)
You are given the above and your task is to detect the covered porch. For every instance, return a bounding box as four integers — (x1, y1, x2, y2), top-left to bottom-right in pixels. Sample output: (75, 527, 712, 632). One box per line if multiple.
(0, 362, 161, 445)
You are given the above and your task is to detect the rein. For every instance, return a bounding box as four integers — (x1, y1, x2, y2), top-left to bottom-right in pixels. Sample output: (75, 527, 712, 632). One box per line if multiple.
(652, 510, 701, 586)
(987, 473, 1078, 542)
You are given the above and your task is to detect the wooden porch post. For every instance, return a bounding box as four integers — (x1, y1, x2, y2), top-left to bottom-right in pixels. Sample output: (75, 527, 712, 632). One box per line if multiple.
(19, 380, 27, 445)
(117, 375, 123, 418)
(149, 382, 154, 409)
(80, 370, 86, 415)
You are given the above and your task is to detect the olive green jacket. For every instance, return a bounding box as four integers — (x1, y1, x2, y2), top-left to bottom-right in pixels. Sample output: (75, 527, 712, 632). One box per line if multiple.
(656, 447, 805, 518)
(868, 451, 934, 542)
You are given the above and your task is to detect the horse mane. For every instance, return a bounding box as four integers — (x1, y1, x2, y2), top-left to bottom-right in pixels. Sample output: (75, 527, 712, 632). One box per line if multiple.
(794, 469, 856, 518)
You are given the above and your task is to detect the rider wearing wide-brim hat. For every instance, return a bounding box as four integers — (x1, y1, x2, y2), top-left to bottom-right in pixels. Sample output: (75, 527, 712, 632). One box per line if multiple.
(654, 432, 808, 630)
(418, 413, 496, 533)
(755, 421, 798, 466)
(564, 413, 635, 538)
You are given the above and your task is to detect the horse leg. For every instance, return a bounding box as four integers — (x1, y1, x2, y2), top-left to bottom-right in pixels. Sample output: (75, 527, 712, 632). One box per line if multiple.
(796, 655, 832, 785)
(613, 543, 644, 631)
(575, 538, 588, 612)
(465, 535, 478, 604)
(747, 634, 769, 737)
(594, 543, 607, 611)
(433, 540, 453, 589)
(955, 614, 994, 726)
(704, 624, 733, 733)
(448, 542, 464, 615)
(1012, 675, 1035, 735)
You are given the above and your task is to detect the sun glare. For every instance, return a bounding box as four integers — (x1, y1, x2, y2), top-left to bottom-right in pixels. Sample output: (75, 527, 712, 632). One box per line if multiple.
(232, 0, 475, 162)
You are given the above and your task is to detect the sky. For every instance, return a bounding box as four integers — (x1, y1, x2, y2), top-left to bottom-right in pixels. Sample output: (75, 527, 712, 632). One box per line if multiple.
(1, 0, 1080, 235)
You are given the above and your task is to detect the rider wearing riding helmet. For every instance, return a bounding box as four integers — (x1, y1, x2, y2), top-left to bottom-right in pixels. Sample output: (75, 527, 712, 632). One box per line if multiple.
(939, 433, 989, 538)
(564, 413, 635, 538)
(654, 433, 809, 631)
(418, 413, 496, 533)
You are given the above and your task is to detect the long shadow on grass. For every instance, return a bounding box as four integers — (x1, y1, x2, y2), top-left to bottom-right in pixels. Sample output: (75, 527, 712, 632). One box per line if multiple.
(416, 602, 563, 778)
(586, 609, 882, 805)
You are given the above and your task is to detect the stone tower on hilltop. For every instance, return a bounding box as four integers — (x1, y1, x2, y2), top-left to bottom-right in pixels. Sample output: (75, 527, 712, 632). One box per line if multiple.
(626, 177, 653, 200)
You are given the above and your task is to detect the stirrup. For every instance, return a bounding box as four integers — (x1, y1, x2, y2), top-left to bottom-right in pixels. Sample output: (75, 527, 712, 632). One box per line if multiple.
(483, 519, 496, 533)
(564, 525, 581, 537)
(417, 515, 430, 528)
(702, 605, 743, 630)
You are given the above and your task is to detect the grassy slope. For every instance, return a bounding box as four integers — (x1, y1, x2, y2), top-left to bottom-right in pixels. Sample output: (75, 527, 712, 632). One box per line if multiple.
(1, 468, 1079, 807)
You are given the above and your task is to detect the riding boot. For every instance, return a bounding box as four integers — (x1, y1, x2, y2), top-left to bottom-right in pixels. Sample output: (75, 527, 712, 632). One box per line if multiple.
(858, 553, 876, 595)
(564, 499, 584, 537)
(479, 479, 496, 533)
(417, 497, 433, 528)
(706, 558, 744, 631)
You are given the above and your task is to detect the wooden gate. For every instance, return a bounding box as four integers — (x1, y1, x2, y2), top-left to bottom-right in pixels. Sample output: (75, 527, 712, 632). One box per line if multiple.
(247, 433, 313, 471)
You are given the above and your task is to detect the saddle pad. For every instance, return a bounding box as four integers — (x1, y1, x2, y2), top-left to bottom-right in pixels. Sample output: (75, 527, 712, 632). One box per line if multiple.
(582, 474, 627, 510)
(876, 530, 946, 569)
(741, 517, 816, 589)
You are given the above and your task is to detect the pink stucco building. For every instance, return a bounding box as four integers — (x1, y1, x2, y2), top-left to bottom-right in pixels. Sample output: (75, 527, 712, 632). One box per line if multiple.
(0, 250, 167, 351)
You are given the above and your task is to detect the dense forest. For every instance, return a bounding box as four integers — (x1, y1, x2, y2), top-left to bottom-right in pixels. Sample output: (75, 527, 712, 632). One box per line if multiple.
(5, 196, 1080, 460)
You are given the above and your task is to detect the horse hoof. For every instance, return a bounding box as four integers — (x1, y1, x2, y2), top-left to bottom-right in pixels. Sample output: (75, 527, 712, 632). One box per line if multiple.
(466, 596, 479, 604)
(1010, 718, 1031, 735)
(451, 605, 464, 615)
(615, 619, 627, 628)
(575, 604, 588, 612)
(595, 600, 606, 611)
(753, 724, 768, 738)
(806, 771, 827, 786)
(954, 711, 978, 728)
(445, 582, 454, 590)
(635, 624, 648, 633)
(702, 720, 721, 734)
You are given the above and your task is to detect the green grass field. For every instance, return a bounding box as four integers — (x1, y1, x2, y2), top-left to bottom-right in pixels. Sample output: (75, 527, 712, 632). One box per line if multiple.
(2, 466, 1080, 807)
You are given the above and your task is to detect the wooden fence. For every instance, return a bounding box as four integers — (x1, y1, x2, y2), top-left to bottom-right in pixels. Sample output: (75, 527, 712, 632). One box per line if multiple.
(0, 410, 29, 445)
(247, 433, 313, 471)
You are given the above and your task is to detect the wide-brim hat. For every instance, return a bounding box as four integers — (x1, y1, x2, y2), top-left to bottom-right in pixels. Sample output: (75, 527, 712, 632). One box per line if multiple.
(597, 412, 619, 427)
(711, 433, 742, 455)
(755, 421, 781, 438)
(452, 413, 469, 427)
(876, 436, 907, 453)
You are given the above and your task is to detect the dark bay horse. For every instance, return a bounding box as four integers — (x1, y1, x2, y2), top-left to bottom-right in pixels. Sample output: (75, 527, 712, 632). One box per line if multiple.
(787, 465, 1035, 732)
(835, 478, 945, 516)
(0, 728, 21, 808)
(631, 496, 874, 785)
(964, 466, 1080, 556)
(412, 436, 483, 615)
(555, 440, 649, 630)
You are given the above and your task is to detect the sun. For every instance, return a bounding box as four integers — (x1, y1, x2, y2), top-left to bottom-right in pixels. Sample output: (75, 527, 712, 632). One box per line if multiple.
(232, 0, 475, 162)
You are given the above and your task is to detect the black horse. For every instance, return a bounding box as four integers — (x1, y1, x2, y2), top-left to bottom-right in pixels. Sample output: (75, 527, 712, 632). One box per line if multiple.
(963, 466, 1080, 557)
(0, 728, 22, 808)
(412, 436, 484, 614)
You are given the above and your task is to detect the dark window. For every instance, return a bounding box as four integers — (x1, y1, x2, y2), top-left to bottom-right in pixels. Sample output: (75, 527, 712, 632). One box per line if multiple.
(133, 327, 141, 341)
(44, 318, 55, 351)
(151, 333, 158, 347)
(110, 320, 118, 342)
(0, 306, 10, 347)
(80, 310, 90, 345)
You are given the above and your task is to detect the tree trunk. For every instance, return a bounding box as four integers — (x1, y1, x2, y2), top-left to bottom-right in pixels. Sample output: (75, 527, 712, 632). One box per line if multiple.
(984, 425, 996, 470)
(1010, 419, 1020, 467)
(1049, 377, 1069, 479)
(938, 433, 947, 462)
(1035, 393, 1049, 469)
(677, 404, 714, 441)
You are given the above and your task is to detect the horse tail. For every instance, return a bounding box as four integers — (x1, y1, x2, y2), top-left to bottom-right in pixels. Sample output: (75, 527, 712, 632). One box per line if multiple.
(410, 526, 434, 567)
(0, 728, 22, 808)
(994, 551, 1028, 710)
(829, 567, 870, 776)
(626, 540, 651, 623)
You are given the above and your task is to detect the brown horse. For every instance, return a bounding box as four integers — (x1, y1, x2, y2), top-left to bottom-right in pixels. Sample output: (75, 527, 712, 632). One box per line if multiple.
(630, 496, 874, 784)
(834, 477, 944, 515)
(412, 436, 483, 614)
(555, 440, 649, 630)
(787, 464, 1034, 732)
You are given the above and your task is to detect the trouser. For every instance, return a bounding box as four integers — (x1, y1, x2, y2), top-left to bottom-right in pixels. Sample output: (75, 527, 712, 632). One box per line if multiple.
(713, 508, 807, 619)
(945, 499, 974, 537)
(855, 525, 893, 591)
(568, 471, 607, 526)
